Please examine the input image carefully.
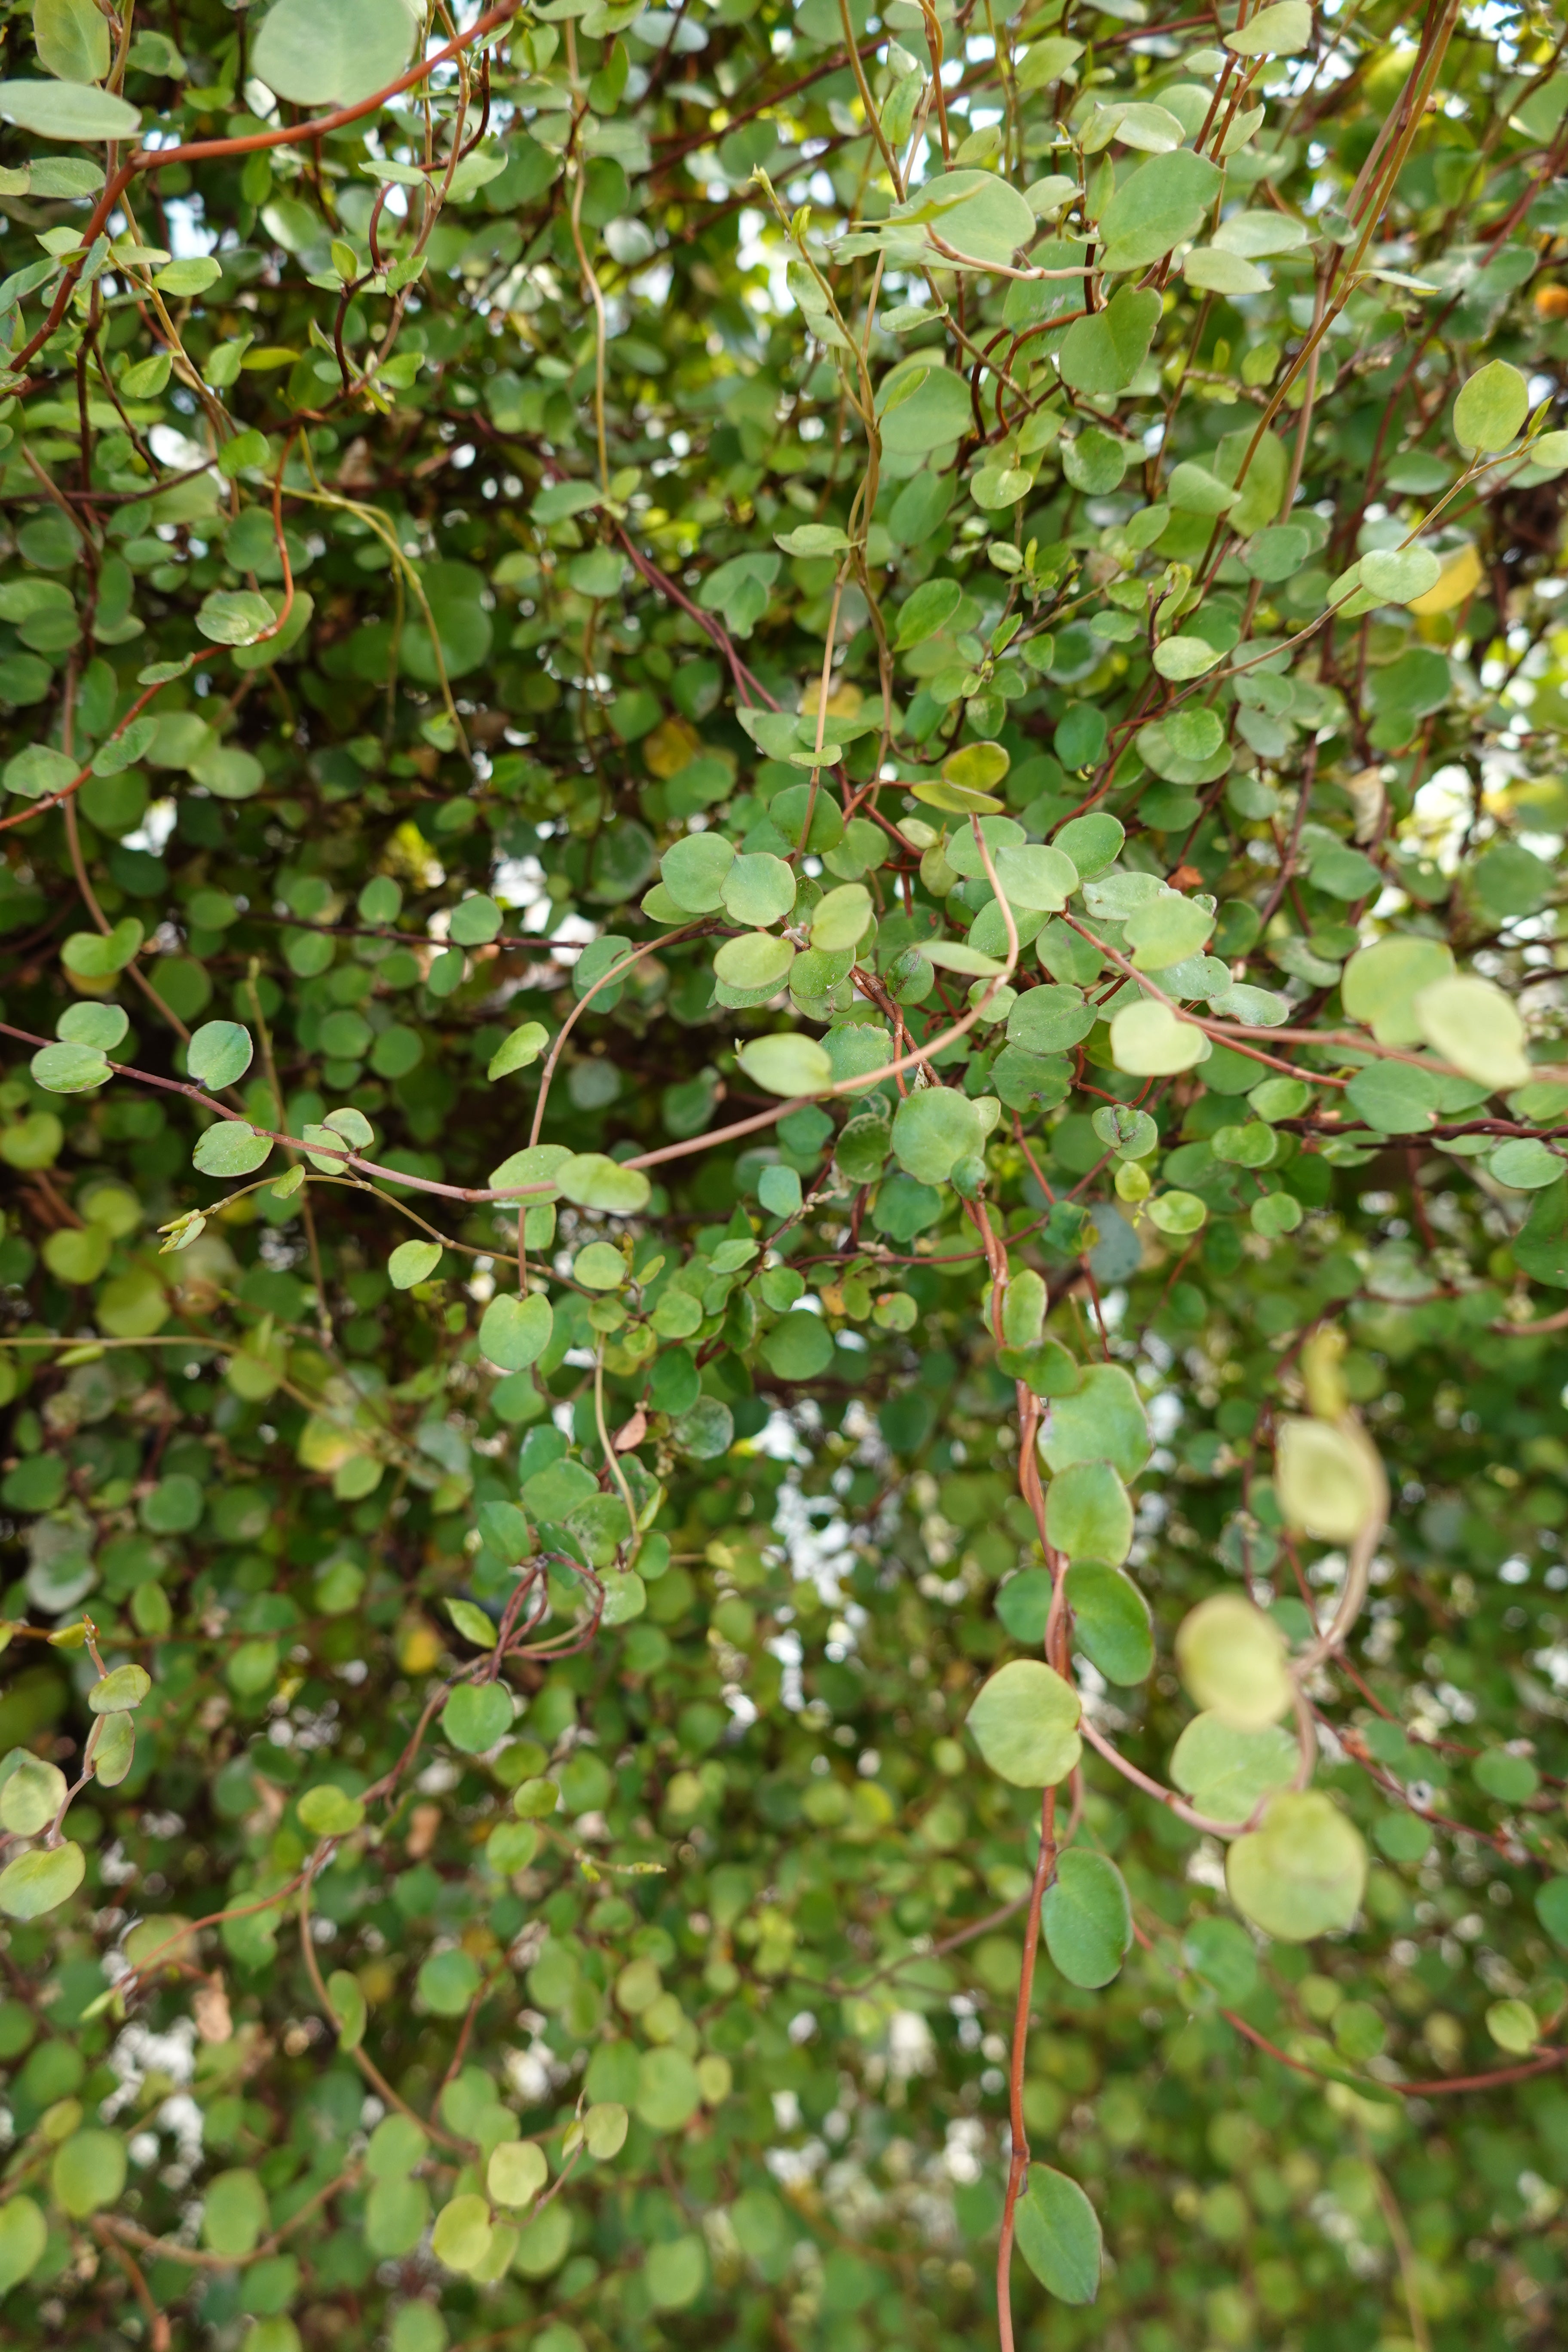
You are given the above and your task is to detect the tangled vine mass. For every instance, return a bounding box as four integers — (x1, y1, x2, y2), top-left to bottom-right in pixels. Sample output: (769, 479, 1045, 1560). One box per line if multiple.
(9, 0, 1568, 2345)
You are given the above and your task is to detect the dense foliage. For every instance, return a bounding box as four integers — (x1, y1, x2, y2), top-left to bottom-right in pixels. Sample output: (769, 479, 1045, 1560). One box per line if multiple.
(7, 0, 1568, 2346)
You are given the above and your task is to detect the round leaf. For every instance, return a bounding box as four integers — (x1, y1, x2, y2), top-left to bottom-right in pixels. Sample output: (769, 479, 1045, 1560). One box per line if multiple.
(1014, 2165, 1102, 2305)
(1175, 1593, 1293, 1729)
(1225, 1791, 1368, 1941)
(389, 1239, 443, 1288)
(967, 1659, 1082, 1786)
(0, 1841, 85, 1921)
(1042, 1850, 1132, 1988)
(187, 1020, 254, 1090)
(442, 1683, 513, 1755)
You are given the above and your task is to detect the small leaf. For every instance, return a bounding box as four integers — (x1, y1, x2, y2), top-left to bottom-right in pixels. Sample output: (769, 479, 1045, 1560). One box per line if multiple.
(389, 1239, 442, 1288)
(297, 1783, 365, 1836)
(0, 1841, 85, 1921)
(1042, 1850, 1132, 1989)
(478, 1290, 553, 1372)
(0, 1753, 67, 1835)
(1224, 0, 1312, 55)
(327, 1969, 367, 2049)
(187, 1020, 254, 1090)
(1275, 1415, 1384, 1542)
(87, 1664, 151, 1714)
(558, 1153, 652, 1215)
(489, 1021, 550, 1080)
(1014, 2166, 1102, 2305)
(1452, 358, 1529, 452)
(442, 1682, 513, 1754)
(1064, 1562, 1153, 1683)
(488, 2141, 549, 2207)
(197, 589, 279, 645)
(1225, 1791, 1368, 1940)
(0, 78, 140, 139)
(1413, 972, 1531, 1089)
(1109, 998, 1211, 1076)
(967, 1659, 1081, 1786)
(192, 1122, 274, 1178)
(446, 1597, 498, 1648)
(1175, 1592, 1293, 1729)
(737, 1034, 834, 1096)
(30, 1041, 111, 1094)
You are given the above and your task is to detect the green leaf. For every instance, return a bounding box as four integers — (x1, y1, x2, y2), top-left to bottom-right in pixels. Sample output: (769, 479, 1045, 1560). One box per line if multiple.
(1226, 1792, 1368, 1940)
(187, 1020, 254, 1090)
(1275, 1415, 1383, 1542)
(1040, 1364, 1151, 1482)
(447, 1597, 499, 1648)
(192, 1122, 274, 1178)
(1182, 1917, 1258, 2004)
(0, 1753, 67, 1835)
(1225, 0, 1311, 52)
(202, 2168, 270, 2258)
(90, 1712, 134, 1788)
(389, 1238, 442, 1287)
(1014, 2166, 1102, 2305)
(891, 168, 1037, 264)
(557, 1153, 652, 1215)
(967, 1659, 1081, 1786)
(298, 1783, 365, 1836)
(251, 0, 420, 108)
(993, 844, 1078, 912)
(635, 2046, 703, 2132)
(1452, 358, 1528, 452)
(876, 360, 974, 456)
(1097, 148, 1222, 270)
(0, 2197, 47, 2299)
(1109, 998, 1211, 1075)
(50, 2128, 126, 2218)
(197, 589, 279, 646)
(30, 1041, 111, 1094)
(1175, 1593, 1293, 1729)
(364, 2175, 429, 2258)
(761, 1308, 835, 1381)
(889, 1086, 983, 1185)
(1170, 1712, 1298, 1821)
(34, 0, 112, 86)
(327, 1969, 367, 2049)
(489, 2141, 549, 2207)
(431, 2191, 493, 2274)
(1341, 935, 1456, 1045)
(443, 1682, 513, 1755)
(1064, 1562, 1154, 1683)
(1043, 1850, 1132, 1988)
(1058, 284, 1161, 395)
(1360, 546, 1442, 603)
(450, 893, 502, 946)
(721, 851, 796, 926)
(714, 932, 796, 991)
(1124, 893, 1216, 971)
(155, 256, 222, 297)
(1413, 973, 1531, 1089)
(87, 1664, 150, 1714)
(1152, 634, 1223, 680)
(420, 1947, 481, 2016)
(1535, 1877, 1568, 1948)
(1044, 1459, 1133, 1564)
(0, 1841, 84, 1920)
(478, 1291, 554, 1372)
(489, 1021, 550, 1080)
(0, 78, 140, 138)
(1487, 1998, 1538, 2054)
(895, 578, 963, 649)
(811, 883, 873, 951)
